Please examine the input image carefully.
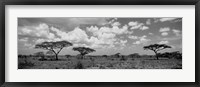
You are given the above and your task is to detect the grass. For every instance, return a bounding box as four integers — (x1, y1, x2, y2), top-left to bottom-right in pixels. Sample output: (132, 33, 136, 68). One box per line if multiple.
(18, 56, 182, 69)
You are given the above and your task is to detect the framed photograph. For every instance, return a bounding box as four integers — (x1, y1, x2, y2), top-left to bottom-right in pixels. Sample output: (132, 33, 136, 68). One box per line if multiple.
(0, 0, 199, 87)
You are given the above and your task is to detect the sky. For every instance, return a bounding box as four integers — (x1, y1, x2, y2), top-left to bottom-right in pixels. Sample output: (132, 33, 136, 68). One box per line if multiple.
(18, 17, 182, 55)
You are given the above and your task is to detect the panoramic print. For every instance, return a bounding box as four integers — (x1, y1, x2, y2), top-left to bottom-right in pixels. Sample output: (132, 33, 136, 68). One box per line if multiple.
(18, 17, 182, 69)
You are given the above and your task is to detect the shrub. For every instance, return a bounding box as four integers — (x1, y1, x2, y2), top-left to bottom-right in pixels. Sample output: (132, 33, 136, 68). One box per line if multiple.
(120, 55, 126, 61)
(65, 55, 71, 58)
(74, 61, 84, 69)
(102, 55, 108, 58)
(18, 60, 35, 69)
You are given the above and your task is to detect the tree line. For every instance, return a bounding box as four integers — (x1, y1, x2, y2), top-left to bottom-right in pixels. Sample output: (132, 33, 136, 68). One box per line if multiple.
(21, 40, 180, 60)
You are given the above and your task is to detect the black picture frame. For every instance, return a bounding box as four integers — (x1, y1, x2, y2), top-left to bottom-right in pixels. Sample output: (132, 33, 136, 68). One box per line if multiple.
(0, 0, 199, 87)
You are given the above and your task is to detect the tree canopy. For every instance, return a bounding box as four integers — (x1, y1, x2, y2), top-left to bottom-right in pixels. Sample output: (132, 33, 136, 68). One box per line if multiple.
(143, 44, 171, 59)
(35, 40, 73, 60)
(73, 47, 95, 56)
(144, 44, 171, 52)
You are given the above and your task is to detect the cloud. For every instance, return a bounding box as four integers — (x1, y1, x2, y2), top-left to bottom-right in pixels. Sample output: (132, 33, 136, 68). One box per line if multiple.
(18, 37, 35, 48)
(18, 23, 61, 48)
(85, 24, 134, 49)
(146, 19, 151, 25)
(18, 23, 93, 48)
(128, 21, 149, 30)
(159, 27, 170, 36)
(153, 18, 179, 23)
(158, 40, 169, 44)
(149, 33, 153, 35)
(51, 27, 89, 43)
(24, 43, 34, 48)
(172, 29, 181, 36)
(68, 18, 108, 26)
(140, 26, 149, 30)
(18, 23, 56, 39)
(133, 35, 151, 45)
(153, 18, 160, 23)
(128, 21, 139, 26)
(161, 32, 168, 36)
(87, 25, 130, 36)
(159, 18, 177, 22)
(19, 37, 28, 42)
(128, 35, 138, 39)
(86, 25, 129, 48)
(159, 27, 170, 32)
(19, 23, 120, 49)
(111, 22, 121, 26)
(158, 36, 181, 41)
(120, 40, 127, 46)
(128, 21, 144, 30)
(108, 18, 118, 24)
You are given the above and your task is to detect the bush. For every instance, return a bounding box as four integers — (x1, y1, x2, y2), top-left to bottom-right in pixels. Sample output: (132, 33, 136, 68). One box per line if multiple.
(74, 61, 84, 69)
(65, 55, 71, 58)
(120, 55, 126, 61)
(102, 55, 108, 58)
(38, 58, 47, 61)
(18, 60, 35, 69)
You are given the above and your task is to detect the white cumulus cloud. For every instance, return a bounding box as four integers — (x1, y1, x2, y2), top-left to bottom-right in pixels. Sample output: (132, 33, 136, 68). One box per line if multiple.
(146, 19, 151, 25)
(159, 18, 177, 22)
(140, 26, 149, 30)
(161, 32, 168, 36)
(133, 35, 151, 45)
(158, 40, 169, 44)
(128, 21, 144, 30)
(159, 27, 170, 32)
(128, 35, 138, 39)
(172, 29, 181, 36)
(128, 21, 149, 30)
(18, 23, 56, 39)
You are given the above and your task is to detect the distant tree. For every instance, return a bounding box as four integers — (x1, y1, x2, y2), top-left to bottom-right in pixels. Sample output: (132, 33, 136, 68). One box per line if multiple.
(120, 55, 126, 61)
(46, 50, 54, 55)
(102, 55, 108, 58)
(18, 54, 23, 58)
(34, 52, 45, 60)
(143, 44, 171, 60)
(158, 51, 182, 59)
(113, 53, 121, 58)
(128, 53, 140, 58)
(169, 51, 182, 59)
(65, 55, 71, 58)
(46, 50, 55, 59)
(73, 47, 95, 59)
(35, 41, 73, 60)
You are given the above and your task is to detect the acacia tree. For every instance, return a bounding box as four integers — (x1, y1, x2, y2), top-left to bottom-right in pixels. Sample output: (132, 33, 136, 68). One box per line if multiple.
(46, 50, 54, 55)
(143, 44, 171, 60)
(34, 52, 45, 60)
(35, 41, 73, 60)
(46, 50, 55, 59)
(114, 53, 121, 58)
(72, 47, 95, 59)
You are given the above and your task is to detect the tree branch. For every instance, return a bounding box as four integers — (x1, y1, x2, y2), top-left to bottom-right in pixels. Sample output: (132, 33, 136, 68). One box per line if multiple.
(157, 47, 165, 51)
(57, 47, 63, 54)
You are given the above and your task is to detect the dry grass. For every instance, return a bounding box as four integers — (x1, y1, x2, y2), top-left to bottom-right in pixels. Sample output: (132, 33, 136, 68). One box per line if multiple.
(18, 56, 182, 69)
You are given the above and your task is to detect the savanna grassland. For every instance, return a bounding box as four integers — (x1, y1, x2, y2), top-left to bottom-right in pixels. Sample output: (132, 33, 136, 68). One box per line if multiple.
(18, 55, 182, 69)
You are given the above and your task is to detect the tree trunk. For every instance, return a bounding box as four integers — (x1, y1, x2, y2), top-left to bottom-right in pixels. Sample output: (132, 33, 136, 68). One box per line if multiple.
(154, 51, 159, 60)
(55, 54, 58, 60)
(81, 55, 84, 60)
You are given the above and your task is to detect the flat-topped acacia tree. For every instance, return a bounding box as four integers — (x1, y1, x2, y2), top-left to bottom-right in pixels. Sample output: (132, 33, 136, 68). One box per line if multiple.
(35, 41, 73, 60)
(143, 44, 171, 60)
(34, 51, 45, 60)
(73, 47, 95, 59)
